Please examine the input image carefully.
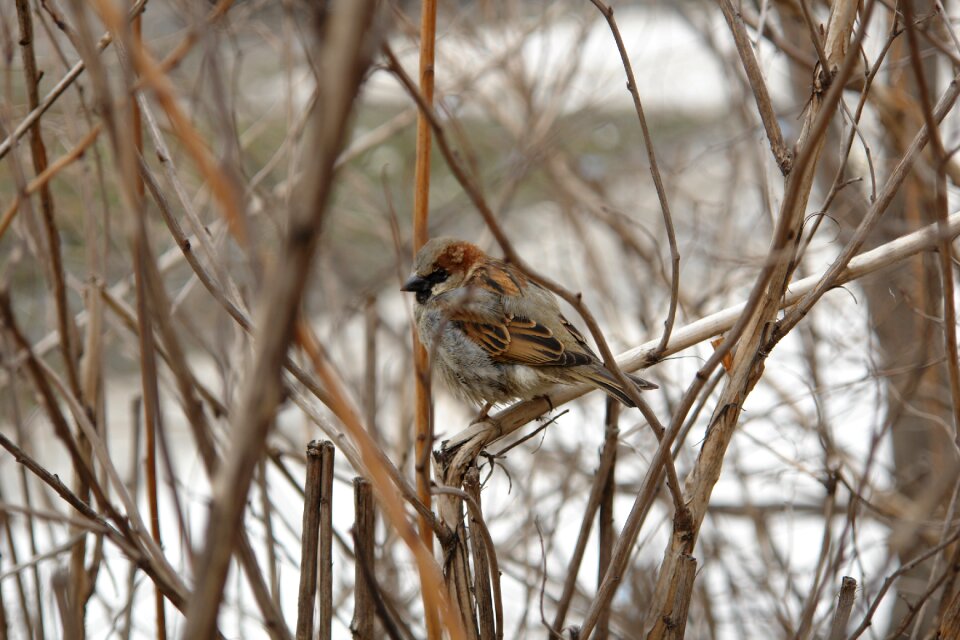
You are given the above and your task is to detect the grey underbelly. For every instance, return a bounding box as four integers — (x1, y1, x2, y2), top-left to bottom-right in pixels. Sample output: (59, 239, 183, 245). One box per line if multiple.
(434, 331, 512, 404)
(417, 309, 548, 404)
(416, 306, 558, 404)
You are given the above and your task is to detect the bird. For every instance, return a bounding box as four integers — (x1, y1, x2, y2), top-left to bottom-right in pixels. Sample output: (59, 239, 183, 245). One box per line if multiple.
(400, 237, 657, 414)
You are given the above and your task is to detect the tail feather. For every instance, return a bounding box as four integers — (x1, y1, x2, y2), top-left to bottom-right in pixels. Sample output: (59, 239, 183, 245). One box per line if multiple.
(628, 371, 659, 391)
(581, 367, 658, 407)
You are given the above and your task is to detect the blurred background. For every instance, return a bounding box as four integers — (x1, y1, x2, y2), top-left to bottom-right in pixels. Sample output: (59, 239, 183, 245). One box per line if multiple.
(1, 0, 959, 638)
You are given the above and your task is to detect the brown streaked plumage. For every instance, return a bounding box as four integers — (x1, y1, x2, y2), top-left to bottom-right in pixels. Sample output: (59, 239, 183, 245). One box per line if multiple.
(401, 237, 657, 409)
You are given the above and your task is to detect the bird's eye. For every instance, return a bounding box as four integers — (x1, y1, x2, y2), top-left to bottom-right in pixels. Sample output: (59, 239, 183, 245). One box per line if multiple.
(427, 268, 449, 284)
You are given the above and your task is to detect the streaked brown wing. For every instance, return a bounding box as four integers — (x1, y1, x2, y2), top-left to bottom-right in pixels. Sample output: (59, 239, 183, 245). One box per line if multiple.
(454, 260, 593, 367)
(456, 313, 593, 367)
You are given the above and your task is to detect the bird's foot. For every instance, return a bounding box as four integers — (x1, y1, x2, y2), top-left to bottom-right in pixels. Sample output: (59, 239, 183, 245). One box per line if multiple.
(534, 394, 555, 420)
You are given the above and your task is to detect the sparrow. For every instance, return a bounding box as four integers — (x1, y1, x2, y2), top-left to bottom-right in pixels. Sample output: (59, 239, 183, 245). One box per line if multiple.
(401, 237, 657, 412)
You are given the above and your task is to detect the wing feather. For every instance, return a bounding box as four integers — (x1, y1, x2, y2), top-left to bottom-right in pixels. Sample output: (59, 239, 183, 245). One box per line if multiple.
(452, 310, 592, 367)
(450, 260, 595, 367)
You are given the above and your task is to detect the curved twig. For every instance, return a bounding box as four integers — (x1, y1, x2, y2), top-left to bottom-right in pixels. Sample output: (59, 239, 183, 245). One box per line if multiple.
(587, 0, 682, 355)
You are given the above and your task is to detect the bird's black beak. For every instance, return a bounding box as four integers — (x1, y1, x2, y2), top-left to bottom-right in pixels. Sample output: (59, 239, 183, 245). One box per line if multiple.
(401, 274, 429, 293)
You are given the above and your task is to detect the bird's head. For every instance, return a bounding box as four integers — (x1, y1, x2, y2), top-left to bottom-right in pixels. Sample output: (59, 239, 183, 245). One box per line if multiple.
(401, 237, 483, 304)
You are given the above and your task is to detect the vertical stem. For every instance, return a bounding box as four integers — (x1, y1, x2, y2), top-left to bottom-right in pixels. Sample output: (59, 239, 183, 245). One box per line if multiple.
(352, 477, 376, 640)
(465, 468, 495, 640)
(828, 576, 857, 640)
(0, 554, 8, 640)
(5, 335, 44, 640)
(445, 501, 480, 640)
(14, 0, 81, 399)
(1, 485, 33, 639)
(128, 6, 167, 639)
(24, 474, 46, 640)
(595, 400, 619, 640)
(318, 442, 335, 640)
(550, 411, 621, 632)
(296, 441, 324, 640)
(52, 570, 79, 640)
(655, 554, 697, 640)
(133, 226, 166, 640)
(15, 0, 87, 632)
(412, 1, 437, 251)
(121, 397, 144, 640)
(364, 296, 379, 443)
(131, 10, 144, 201)
(412, 2, 440, 639)
(259, 458, 281, 609)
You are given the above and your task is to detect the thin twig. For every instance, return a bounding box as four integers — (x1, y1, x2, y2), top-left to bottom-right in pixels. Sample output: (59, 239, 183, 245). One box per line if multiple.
(0, 123, 102, 240)
(715, 0, 792, 173)
(130, 146, 167, 640)
(15, 0, 82, 407)
(594, 401, 618, 640)
(0, 484, 33, 640)
(775, 70, 960, 338)
(0, 0, 147, 161)
(364, 297, 379, 442)
(848, 528, 960, 638)
(797, 0, 831, 73)
(0, 431, 190, 613)
(550, 407, 619, 633)
(587, 0, 683, 353)
(0, 532, 86, 582)
(259, 458, 281, 610)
